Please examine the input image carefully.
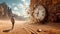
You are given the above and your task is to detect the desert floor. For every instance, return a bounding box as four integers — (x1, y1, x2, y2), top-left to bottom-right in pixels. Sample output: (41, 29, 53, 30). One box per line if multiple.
(0, 20, 60, 34)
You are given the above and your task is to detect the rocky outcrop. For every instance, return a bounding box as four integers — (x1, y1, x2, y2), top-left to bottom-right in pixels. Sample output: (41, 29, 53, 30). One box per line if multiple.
(0, 2, 12, 19)
(29, 0, 60, 23)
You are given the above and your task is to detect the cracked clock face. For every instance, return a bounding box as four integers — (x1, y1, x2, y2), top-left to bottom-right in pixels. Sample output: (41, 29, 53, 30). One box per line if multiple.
(34, 5, 46, 21)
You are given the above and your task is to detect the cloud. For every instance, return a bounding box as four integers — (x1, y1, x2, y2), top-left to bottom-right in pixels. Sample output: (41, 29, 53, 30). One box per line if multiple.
(13, 6, 18, 10)
(16, 3, 29, 17)
(16, 12, 21, 16)
(22, 0, 26, 2)
(12, 4, 24, 16)
(12, 10, 21, 16)
(25, 2, 30, 6)
(12, 0, 30, 17)
(17, 4, 24, 9)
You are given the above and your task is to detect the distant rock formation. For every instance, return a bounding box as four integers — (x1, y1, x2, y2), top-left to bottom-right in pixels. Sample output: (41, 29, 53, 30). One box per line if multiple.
(0, 2, 12, 19)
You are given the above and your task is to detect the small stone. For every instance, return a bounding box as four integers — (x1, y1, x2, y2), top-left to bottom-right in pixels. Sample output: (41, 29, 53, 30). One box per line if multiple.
(37, 29, 42, 32)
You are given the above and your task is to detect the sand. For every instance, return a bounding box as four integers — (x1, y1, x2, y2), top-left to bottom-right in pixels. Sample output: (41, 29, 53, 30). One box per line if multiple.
(0, 20, 60, 34)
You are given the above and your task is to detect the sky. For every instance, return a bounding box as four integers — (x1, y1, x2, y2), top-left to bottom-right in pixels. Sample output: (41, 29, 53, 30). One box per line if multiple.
(0, 0, 30, 18)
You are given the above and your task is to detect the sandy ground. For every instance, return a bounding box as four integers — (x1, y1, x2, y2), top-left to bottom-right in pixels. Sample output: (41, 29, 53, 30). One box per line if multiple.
(0, 20, 60, 34)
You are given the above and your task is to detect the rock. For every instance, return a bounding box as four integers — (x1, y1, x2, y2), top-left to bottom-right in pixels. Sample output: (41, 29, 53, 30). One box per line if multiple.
(37, 29, 42, 32)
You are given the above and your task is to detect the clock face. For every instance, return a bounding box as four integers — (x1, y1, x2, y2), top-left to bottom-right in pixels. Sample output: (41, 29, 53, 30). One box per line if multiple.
(34, 5, 46, 21)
